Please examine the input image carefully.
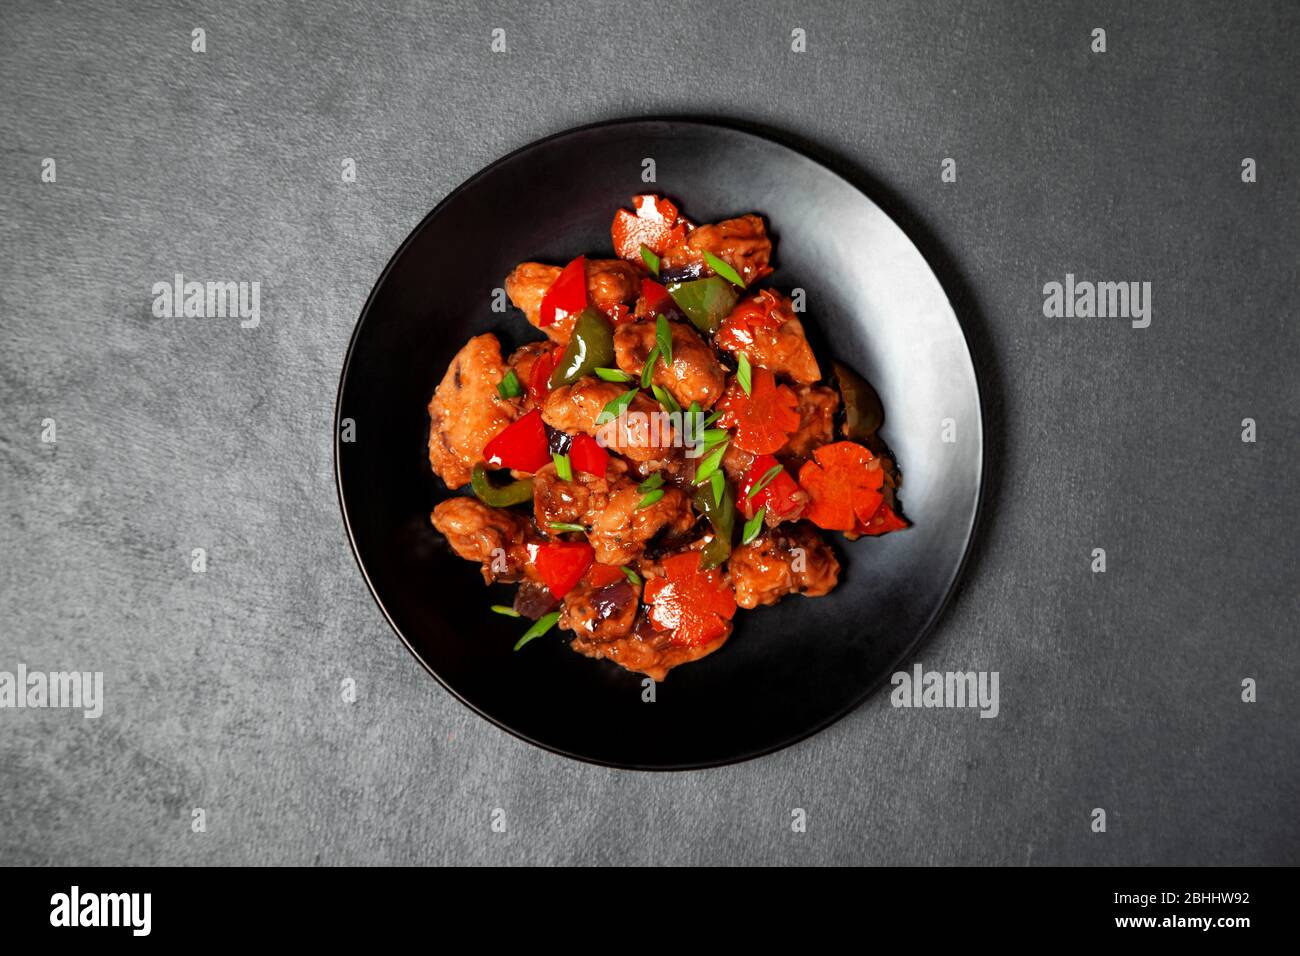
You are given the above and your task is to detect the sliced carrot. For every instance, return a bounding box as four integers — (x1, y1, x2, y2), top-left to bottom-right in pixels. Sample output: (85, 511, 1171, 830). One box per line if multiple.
(797, 441, 886, 532)
(714, 366, 801, 455)
(643, 552, 737, 647)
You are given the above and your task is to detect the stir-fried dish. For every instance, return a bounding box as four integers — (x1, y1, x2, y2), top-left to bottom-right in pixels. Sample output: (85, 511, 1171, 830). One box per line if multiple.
(427, 195, 908, 680)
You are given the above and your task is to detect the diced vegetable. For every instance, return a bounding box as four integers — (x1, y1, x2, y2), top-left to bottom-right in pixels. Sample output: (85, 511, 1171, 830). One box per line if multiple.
(552, 452, 573, 481)
(538, 255, 587, 328)
(490, 604, 521, 618)
(528, 345, 564, 403)
(611, 195, 688, 260)
(636, 489, 665, 510)
(692, 478, 736, 570)
(667, 276, 739, 335)
(655, 314, 673, 367)
(736, 352, 752, 396)
(740, 506, 766, 545)
(738, 454, 803, 521)
(470, 463, 534, 507)
(640, 245, 660, 276)
(640, 278, 673, 315)
(594, 366, 633, 383)
(857, 502, 908, 536)
(568, 433, 608, 478)
(831, 359, 885, 442)
(483, 409, 552, 473)
(534, 541, 595, 598)
(714, 367, 800, 454)
(550, 307, 615, 388)
(643, 551, 736, 647)
(797, 441, 886, 532)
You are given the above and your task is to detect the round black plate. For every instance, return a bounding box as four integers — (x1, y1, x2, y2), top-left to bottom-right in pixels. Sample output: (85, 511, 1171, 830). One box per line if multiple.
(335, 118, 984, 770)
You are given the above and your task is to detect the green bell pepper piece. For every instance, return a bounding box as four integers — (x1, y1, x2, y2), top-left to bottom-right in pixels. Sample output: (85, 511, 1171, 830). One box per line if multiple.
(666, 276, 739, 336)
(550, 307, 615, 388)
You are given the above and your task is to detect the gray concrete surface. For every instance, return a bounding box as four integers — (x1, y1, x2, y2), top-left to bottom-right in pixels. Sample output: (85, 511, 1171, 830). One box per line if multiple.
(1, 0, 1296, 865)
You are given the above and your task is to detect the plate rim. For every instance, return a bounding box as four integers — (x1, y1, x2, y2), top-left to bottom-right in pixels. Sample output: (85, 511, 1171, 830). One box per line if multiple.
(333, 115, 989, 771)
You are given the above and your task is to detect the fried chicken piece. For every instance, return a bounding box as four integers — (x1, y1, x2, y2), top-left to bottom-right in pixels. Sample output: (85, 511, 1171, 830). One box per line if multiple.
(780, 384, 839, 465)
(430, 497, 536, 584)
(560, 578, 641, 642)
(586, 481, 694, 566)
(427, 334, 519, 488)
(569, 613, 730, 681)
(728, 523, 840, 609)
(716, 291, 821, 384)
(614, 319, 727, 409)
(661, 214, 772, 286)
(532, 457, 626, 529)
(504, 259, 640, 343)
(542, 379, 678, 467)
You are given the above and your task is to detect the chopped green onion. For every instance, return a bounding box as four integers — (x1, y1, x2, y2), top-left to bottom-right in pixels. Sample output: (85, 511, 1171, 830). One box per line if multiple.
(655, 313, 673, 368)
(741, 506, 766, 545)
(745, 464, 784, 501)
(703, 250, 746, 289)
(490, 604, 521, 618)
(704, 409, 723, 427)
(637, 472, 664, 493)
(693, 440, 729, 486)
(640, 244, 660, 276)
(621, 565, 642, 586)
(709, 469, 725, 505)
(640, 346, 660, 388)
(514, 611, 560, 651)
(548, 521, 586, 533)
(595, 387, 638, 425)
(594, 366, 633, 383)
(701, 428, 729, 447)
(552, 452, 572, 481)
(736, 353, 753, 396)
(651, 384, 681, 414)
(496, 369, 523, 400)
(636, 489, 665, 510)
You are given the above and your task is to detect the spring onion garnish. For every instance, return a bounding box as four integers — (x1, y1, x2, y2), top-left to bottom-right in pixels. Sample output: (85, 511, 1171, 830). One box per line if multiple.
(595, 387, 638, 425)
(595, 366, 633, 383)
(741, 506, 766, 545)
(496, 368, 523, 400)
(701, 428, 729, 448)
(655, 313, 673, 368)
(490, 604, 521, 618)
(515, 610, 560, 651)
(636, 489, 665, 510)
(651, 384, 681, 414)
(709, 469, 725, 504)
(621, 566, 642, 586)
(703, 409, 723, 427)
(552, 452, 573, 481)
(745, 464, 784, 501)
(703, 250, 745, 288)
(736, 353, 753, 396)
(547, 521, 586, 533)
(693, 440, 729, 485)
(640, 346, 660, 388)
(637, 472, 664, 493)
(640, 244, 660, 277)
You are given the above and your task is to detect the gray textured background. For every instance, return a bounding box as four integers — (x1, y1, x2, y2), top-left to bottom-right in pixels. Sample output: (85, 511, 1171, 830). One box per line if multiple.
(1, 0, 1296, 865)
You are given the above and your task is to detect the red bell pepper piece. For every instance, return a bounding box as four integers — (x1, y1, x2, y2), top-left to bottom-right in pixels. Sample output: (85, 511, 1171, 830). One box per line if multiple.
(611, 195, 689, 261)
(568, 433, 608, 478)
(539, 256, 587, 328)
(534, 541, 595, 598)
(857, 502, 909, 536)
(482, 409, 551, 473)
(737, 454, 803, 521)
(639, 278, 674, 316)
(528, 345, 564, 403)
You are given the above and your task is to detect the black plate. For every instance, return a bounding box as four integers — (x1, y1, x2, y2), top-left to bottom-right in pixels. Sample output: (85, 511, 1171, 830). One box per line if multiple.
(335, 118, 984, 769)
